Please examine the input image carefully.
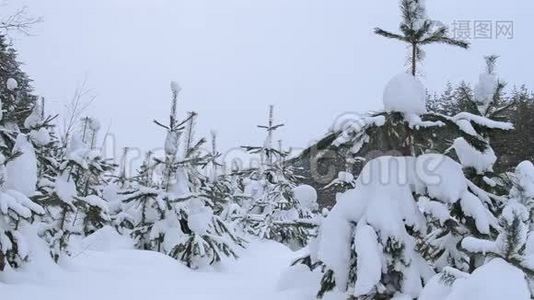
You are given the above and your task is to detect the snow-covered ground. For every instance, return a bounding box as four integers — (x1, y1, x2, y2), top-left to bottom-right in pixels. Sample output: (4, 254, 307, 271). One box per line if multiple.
(0, 228, 317, 300)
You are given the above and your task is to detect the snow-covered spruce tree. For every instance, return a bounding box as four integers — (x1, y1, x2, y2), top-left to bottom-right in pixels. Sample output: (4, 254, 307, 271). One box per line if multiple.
(122, 82, 242, 268)
(449, 56, 511, 187)
(62, 118, 114, 236)
(23, 98, 59, 179)
(0, 138, 44, 271)
(374, 0, 469, 76)
(305, 73, 509, 299)
(415, 57, 514, 274)
(419, 161, 534, 299)
(119, 150, 160, 250)
(241, 105, 317, 249)
(310, 66, 512, 276)
(314, 153, 501, 299)
(0, 81, 44, 270)
(0, 34, 38, 128)
(201, 131, 247, 224)
(104, 147, 135, 233)
(34, 117, 115, 262)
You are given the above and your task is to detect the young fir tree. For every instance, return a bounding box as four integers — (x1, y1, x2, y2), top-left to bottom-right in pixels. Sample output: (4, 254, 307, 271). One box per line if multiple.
(66, 117, 115, 236)
(0, 37, 49, 271)
(241, 105, 317, 249)
(201, 131, 246, 223)
(122, 82, 243, 268)
(374, 0, 469, 76)
(414, 57, 513, 275)
(0, 34, 38, 127)
(419, 161, 534, 299)
(100, 147, 134, 234)
(120, 150, 160, 250)
(35, 116, 115, 262)
(296, 69, 514, 298)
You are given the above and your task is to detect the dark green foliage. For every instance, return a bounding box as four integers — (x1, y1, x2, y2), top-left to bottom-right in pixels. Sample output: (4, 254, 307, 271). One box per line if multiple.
(0, 34, 37, 126)
(374, 0, 469, 75)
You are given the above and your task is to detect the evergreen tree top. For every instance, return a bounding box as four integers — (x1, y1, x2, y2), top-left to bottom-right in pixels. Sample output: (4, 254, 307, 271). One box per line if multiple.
(374, 0, 469, 75)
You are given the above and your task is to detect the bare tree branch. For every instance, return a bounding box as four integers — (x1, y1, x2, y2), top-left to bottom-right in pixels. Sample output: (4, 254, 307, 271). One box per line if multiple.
(60, 78, 96, 146)
(0, 6, 42, 36)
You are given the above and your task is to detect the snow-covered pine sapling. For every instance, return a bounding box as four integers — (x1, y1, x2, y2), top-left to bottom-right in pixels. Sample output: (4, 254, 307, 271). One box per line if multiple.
(323, 171, 357, 192)
(163, 106, 243, 268)
(104, 147, 135, 233)
(474, 55, 504, 116)
(445, 162, 534, 297)
(120, 151, 162, 250)
(461, 201, 534, 279)
(209, 130, 220, 183)
(0, 48, 47, 269)
(314, 154, 499, 299)
(202, 130, 233, 215)
(0, 34, 39, 128)
(374, 0, 469, 76)
(130, 94, 195, 252)
(126, 82, 243, 268)
(511, 161, 534, 226)
(0, 147, 44, 271)
(241, 105, 317, 249)
(62, 125, 115, 236)
(455, 161, 534, 297)
(320, 72, 506, 275)
(36, 170, 79, 262)
(450, 56, 511, 179)
(37, 126, 114, 261)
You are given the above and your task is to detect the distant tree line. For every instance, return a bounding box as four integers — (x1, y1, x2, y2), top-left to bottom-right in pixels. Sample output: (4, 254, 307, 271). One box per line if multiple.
(427, 82, 534, 172)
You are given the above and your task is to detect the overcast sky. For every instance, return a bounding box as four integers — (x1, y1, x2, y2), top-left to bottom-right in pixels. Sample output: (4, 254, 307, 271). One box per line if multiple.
(4, 0, 533, 166)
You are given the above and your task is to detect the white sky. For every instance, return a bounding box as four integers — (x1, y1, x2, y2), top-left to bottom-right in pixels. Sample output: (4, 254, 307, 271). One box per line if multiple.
(4, 0, 534, 166)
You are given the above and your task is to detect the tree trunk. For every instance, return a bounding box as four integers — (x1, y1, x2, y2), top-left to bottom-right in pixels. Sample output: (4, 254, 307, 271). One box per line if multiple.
(411, 43, 417, 76)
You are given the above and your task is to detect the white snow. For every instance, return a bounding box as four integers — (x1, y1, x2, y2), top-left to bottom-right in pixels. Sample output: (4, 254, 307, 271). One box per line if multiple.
(170, 81, 182, 94)
(29, 127, 51, 146)
(0, 237, 314, 300)
(24, 104, 43, 129)
(513, 160, 534, 200)
(187, 198, 214, 235)
(6, 78, 18, 91)
(88, 117, 101, 131)
(277, 263, 322, 292)
(383, 73, 427, 115)
(446, 259, 530, 300)
(0, 189, 44, 218)
(164, 131, 180, 156)
(461, 236, 497, 254)
(80, 226, 134, 251)
(417, 153, 467, 203)
(419, 267, 469, 300)
(353, 223, 382, 297)
(82, 195, 109, 212)
(405, 113, 445, 129)
(332, 113, 385, 152)
(317, 155, 435, 295)
(418, 196, 451, 225)
(453, 137, 497, 174)
(459, 191, 495, 234)
(54, 172, 77, 204)
(316, 154, 497, 298)
(421, 259, 531, 300)
(474, 71, 498, 109)
(450, 112, 513, 131)
(6, 134, 38, 197)
(293, 184, 318, 212)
